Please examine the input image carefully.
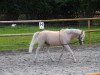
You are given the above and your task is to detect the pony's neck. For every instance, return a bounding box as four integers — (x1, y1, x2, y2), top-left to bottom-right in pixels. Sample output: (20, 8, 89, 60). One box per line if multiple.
(65, 29, 82, 39)
(67, 29, 82, 35)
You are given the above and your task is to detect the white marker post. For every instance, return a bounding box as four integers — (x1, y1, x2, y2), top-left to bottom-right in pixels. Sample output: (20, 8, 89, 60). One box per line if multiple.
(39, 22, 44, 31)
(11, 24, 16, 27)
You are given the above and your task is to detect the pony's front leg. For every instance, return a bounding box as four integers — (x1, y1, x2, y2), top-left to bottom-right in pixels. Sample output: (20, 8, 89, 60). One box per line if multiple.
(58, 46, 65, 61)
(47, 47, 55, 62)
(64, 45, 76, 62)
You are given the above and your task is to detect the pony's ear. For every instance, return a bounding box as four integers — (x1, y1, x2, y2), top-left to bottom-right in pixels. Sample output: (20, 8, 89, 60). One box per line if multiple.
(82, 31, 85, 36)
(81, 30, 85, 36)
(81, 30, 84, 35)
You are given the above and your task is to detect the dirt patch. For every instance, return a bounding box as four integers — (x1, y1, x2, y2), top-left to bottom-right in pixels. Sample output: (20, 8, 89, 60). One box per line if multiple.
(0, 45, 100, 75)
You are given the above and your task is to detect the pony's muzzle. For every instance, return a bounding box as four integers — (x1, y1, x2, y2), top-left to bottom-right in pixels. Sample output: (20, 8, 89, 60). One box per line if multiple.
(79, 40, 83, 45)
(78, 36, 83, 45)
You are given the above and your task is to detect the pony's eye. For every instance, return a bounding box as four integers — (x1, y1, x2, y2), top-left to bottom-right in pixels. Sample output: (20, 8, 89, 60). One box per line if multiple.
(80, 37, 82, 39)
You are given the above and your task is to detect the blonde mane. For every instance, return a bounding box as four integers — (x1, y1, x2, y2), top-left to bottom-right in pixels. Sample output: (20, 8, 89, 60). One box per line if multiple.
(64, 29, 82, 35)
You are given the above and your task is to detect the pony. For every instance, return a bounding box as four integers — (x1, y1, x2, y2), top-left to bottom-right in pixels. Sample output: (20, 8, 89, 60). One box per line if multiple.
(29, 29, 85, 62)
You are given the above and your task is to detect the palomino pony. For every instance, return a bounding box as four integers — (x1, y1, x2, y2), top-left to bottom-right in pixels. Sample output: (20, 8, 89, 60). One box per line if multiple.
(29, 29, 85, 62)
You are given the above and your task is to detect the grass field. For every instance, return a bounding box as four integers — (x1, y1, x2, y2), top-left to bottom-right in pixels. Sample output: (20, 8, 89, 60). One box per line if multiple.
(0, 24, 100, 50)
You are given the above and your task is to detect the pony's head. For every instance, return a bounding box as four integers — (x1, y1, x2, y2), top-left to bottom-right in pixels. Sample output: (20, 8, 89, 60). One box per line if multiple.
(61, 29, 85, 45)
(78, 30, 85, 45)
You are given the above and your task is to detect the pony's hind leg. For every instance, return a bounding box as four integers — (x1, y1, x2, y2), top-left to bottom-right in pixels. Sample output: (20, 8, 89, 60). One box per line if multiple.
(34, 47, 40, 62)
(64, 45, 76, 62)
(34, 45, 43, 62)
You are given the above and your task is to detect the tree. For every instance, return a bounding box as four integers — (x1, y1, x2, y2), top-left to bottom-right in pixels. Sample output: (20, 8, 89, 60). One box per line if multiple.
(78, 0, 100, 18)
(0, 0, 100, 20)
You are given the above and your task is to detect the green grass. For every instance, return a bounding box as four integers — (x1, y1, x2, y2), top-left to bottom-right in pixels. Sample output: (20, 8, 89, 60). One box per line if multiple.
(0, 36, 32, 50)
(0, 25, 100, 50)
(0, 25, 39, 34)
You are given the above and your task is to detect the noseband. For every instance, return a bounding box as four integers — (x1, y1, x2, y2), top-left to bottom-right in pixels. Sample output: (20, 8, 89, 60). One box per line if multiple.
(78, 30, 83, 45)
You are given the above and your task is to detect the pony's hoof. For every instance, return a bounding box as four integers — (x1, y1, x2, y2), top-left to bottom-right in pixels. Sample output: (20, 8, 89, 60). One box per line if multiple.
(73, 60, 77, 63)
(50, 59, 55, 62)
(27, 53, 32, 54)
(49, 58, 55, 62)
(28, 52, 33, 54)
(33, 60, 37, 64)
(73, 61, 77, 63)
(51, 59, 55, 62)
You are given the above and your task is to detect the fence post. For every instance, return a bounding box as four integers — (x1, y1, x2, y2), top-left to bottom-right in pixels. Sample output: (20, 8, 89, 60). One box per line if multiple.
(88, 20, 91, 45)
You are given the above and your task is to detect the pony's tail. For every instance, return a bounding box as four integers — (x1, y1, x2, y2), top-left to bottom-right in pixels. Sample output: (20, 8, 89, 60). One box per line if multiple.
(29, 32, 40, 53)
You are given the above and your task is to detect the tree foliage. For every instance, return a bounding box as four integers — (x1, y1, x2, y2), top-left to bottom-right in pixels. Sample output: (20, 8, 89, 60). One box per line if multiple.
(0, 0, 100, 20)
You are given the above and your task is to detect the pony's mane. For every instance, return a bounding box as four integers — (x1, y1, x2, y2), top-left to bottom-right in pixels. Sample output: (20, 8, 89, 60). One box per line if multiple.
(64, 29, 81, 34)
(42, 29, 82, 35)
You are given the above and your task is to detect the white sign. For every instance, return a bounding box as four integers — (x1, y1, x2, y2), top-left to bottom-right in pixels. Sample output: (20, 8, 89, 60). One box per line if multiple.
(39, 22, 44, 29)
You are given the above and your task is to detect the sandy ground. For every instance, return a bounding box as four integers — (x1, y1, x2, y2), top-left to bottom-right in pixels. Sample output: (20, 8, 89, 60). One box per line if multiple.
(0, 45, 100, 75)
